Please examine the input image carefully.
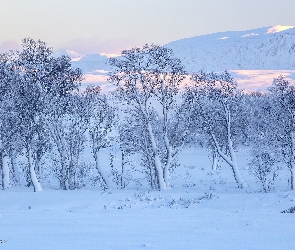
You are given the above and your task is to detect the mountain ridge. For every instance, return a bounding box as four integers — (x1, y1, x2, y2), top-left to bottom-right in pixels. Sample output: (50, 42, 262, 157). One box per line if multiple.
(165, 25, 295, 72)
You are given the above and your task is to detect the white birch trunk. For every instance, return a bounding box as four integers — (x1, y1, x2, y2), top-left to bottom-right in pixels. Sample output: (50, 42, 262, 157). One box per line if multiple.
(121, 151, 125, 189)
(290, 131, 295, 190)
(161, 74, 172, 188)
(291, 167, 295, 190)
(162, 109, 172, 188)
(134, 80, 167, 190)
(2, 155, 10, 190)
(94, 150, 111, 189)
(56, 142, 69, 190)
(28, 148, 42, 192)
(164, 144, 172, 188)
(10, 155, 20, 186)
(147, 122, 166, 190)
(211, 133, 245, 188)
(60, 151, 69, 190)
(221, 104, 245, 188)
(212, 151, 218, 171)
(44, 117, 69, 190)
(227, 133, 245, 188)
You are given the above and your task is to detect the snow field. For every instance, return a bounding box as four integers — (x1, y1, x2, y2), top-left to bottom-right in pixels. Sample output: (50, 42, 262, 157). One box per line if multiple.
(1, 148, 295, 249)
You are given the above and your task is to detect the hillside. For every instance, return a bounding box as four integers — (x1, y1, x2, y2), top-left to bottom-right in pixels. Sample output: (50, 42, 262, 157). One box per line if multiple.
(166, 25, 295, 72)
(65, 26, 295, 92)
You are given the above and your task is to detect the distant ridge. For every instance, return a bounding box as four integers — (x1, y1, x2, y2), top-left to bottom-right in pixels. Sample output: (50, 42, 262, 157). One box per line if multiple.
(61, 26, 295, 92)
(165, 25, 295, 72)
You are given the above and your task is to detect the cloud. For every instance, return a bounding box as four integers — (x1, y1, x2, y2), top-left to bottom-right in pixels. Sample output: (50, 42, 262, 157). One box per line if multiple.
(266, 25, 295, 34)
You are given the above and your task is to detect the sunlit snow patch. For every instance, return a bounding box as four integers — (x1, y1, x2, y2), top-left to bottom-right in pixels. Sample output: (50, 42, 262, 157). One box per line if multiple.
(266, 25, 295, 34)
(231, 70, 295, 92)
(241, 33, 259, 38)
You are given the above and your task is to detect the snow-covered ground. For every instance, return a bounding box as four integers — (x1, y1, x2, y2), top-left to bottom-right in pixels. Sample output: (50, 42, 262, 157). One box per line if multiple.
(1, 148, 294, 249)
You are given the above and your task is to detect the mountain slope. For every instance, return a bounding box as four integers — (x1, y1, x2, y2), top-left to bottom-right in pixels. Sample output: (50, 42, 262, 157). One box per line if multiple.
(165, 25, 295, 72)
(72, 53, 109, 73)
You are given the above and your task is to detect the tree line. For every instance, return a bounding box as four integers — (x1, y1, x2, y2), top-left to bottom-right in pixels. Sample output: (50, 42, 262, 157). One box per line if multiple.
(0, 40, 294, 192)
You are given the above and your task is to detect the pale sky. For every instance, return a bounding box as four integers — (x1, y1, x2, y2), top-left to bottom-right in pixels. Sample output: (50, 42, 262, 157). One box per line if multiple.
(1, 0, 295, 55)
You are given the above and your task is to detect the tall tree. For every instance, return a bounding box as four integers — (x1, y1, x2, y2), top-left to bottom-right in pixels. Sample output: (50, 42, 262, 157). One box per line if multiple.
(0, 51, 23, 189)
(184, 71, 246, 188)
(0, 38, 83, 191)
(87, 86, 115, 189)
(267, 76, 295, 190)
(108, 44, 186, 190)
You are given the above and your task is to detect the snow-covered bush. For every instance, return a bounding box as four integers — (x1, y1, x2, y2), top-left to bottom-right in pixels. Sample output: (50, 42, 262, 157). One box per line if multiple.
(249, 152, 279, 192)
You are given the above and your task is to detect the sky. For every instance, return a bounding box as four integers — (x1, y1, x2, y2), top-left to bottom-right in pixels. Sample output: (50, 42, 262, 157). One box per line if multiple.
(1, 0, 295, 55)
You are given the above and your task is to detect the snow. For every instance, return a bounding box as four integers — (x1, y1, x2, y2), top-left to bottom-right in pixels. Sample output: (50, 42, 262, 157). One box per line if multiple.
(166, 26, 295, 72)
(1, 148, 295, 249)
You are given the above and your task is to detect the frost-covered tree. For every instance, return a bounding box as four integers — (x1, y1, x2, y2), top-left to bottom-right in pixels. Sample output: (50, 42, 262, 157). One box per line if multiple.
(0, 51, 26, 189)
(245, 92, 280, 191)
(184, 71, 246, 188)
(86, 86, 115, 189)
(34, 48, 83, 189)
(118, 106, 158, 188)
(108, 44, 186, 190)
(42, 92, 90, 190)
(0, 38, 83, 191)
(266, 76, 295, 190)
(10, 38, 57, 192)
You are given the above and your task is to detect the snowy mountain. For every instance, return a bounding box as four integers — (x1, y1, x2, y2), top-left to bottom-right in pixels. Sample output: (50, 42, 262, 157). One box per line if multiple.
(71, 53, 109, 73)
(165, 25, 295, 72)
(67, 25, 295, 74)
(67, 25, 295, 91)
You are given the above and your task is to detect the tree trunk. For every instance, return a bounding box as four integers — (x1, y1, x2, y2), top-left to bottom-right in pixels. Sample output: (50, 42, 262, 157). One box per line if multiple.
(291, 168, 295, 190)
(10, 154, 20, 186)
(1, 153, 10, 190)
(27, 147, 42, 192)
(212, 150, 219, 171)
(94, 150, 111, 189)
(147, 122, 166, 190)
(34, 155, 41, 181)
(161, 74, 172, 189)
(211, 133, 245, 188)
(57, 149, 69, 190)
(164, 145, 172, 188)
(228, 138, 245, 188)
(59, 159, 69, 190)
(121, 151, 125, 189)
(290, 131, 295, 190)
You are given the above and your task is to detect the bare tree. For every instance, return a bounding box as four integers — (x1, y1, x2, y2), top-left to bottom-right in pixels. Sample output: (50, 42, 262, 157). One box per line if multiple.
(184, 71, 246, 188)
(86, 86, 115, 189)
(267, 76, 295, 190)
(108, 44, 186, 190)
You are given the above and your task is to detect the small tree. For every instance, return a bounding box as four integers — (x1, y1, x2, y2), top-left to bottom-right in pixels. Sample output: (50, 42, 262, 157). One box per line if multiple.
(87, 86, 115, 189)
(108, 44, 186, 190)
(43, 93, 90, 190)
(184, 71, 246, 188)
(267, 76, 295, 190)
(19, 38, 83, 190)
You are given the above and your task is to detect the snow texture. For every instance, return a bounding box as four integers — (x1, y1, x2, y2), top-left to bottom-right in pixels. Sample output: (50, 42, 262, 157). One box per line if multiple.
(0, 148, 295, 249)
